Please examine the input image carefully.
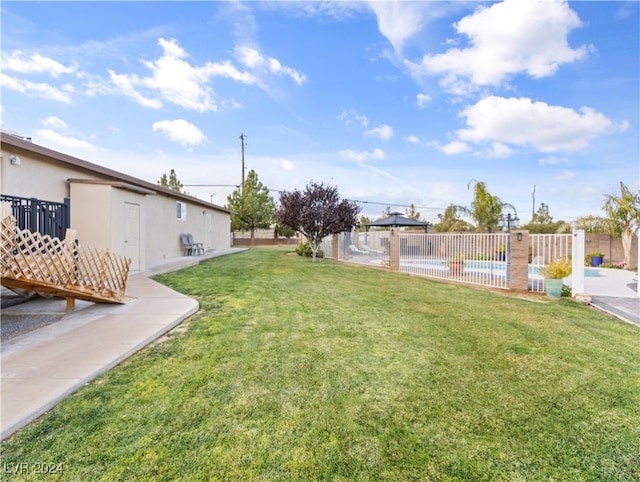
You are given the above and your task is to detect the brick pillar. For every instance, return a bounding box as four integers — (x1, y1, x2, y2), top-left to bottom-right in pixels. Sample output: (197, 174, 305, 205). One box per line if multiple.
(389, 229, 399, 271)
(332, 233, 339, 261)
(509, 230, 529, 292)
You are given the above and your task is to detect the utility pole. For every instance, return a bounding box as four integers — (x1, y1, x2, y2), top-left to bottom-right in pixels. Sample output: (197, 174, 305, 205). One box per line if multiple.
(239, 133, 246, 191)
(531, 184, 536, 222)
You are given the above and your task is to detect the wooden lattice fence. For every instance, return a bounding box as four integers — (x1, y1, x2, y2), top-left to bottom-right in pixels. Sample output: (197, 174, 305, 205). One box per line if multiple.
(1, 205, 131, 305)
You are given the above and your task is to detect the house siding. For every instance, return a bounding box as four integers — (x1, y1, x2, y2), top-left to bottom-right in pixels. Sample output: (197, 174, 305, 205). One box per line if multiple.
(1, 134, 231, 272)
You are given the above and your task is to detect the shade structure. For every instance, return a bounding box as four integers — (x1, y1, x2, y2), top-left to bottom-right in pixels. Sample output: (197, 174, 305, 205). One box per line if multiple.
(365, 211, 429, 231)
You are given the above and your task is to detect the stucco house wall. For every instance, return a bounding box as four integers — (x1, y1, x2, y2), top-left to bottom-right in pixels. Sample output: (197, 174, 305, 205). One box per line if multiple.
(1, 133, 231, 272)
(69, 182, 113, 248)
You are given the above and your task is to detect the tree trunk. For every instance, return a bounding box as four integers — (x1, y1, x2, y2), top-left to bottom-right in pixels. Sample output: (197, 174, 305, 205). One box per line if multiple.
(250, 227, 256, 246)
(310, 239, 320, 263)
(621, 230, 632, 267)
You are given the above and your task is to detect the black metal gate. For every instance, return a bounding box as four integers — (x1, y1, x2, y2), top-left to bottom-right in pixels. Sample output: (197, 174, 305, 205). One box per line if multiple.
(1, 194, 70, 239)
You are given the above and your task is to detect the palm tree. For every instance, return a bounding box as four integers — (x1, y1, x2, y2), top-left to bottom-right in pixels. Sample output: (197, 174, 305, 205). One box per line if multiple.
(558, 182, 639, 268)
(603, 182, 639, 267)
(456, 180, 514, 232)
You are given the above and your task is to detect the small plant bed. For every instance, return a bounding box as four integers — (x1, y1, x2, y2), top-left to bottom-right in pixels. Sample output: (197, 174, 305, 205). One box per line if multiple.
(2, 248, 638, 480)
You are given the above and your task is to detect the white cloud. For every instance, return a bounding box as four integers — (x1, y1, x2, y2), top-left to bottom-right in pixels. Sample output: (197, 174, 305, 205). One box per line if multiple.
(235, 45, 306, 85)
(616, 120, 631, 133)
(339, 148, 386, 162)
(364, 124, 394, 140)
(109, 37, 259, 112)
(202, 59, 256, 84)
(557, 170, 576, 180)
(538, 155, 568, 166)
(0, 73, 73, 103)
(34, 129, 97, 151)
(440, 140, 470, 155)
(42, 116, 68, 129)
(457, 96, 614, 152)
(108, 71, 162, 109)
(406, 0, 589, 92)
(140, 38, 230, 112)
(281, 159, 295, 171)
(485, 142, 513, 158)
(404, 135, 420, 144)
(236, 45, 263, 69)
(267, 57, 306, 85)
(152, 119, 207, 148)
(338, 108, 369, 127)
(416, 93, 431, 109)
(368, 2, 431, 54)
(1, 51, 77, 77)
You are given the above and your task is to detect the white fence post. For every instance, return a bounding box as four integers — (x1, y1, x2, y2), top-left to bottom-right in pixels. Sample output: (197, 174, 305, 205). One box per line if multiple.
(572, 229, 585, 295)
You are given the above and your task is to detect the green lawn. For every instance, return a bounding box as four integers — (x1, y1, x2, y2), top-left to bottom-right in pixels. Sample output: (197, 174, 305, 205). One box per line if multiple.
(2, 248, 639, 481)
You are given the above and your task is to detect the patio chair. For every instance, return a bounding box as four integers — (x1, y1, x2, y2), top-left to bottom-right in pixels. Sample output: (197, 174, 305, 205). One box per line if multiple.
(348, 244, 369, 255)
(181, 234, 195, 256)
(186, 233, 205, 255)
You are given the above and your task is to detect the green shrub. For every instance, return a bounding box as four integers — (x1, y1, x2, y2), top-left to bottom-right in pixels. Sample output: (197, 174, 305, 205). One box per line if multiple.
(295, 242, 324, 258)
(561, 284, 572, 297)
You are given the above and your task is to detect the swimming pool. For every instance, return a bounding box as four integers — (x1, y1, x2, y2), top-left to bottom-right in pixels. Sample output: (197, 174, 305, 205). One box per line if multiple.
(400, 259, 602, 277)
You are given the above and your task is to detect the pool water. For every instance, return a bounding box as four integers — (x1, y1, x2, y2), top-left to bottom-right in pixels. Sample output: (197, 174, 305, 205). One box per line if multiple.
(400, 259, 602, 277)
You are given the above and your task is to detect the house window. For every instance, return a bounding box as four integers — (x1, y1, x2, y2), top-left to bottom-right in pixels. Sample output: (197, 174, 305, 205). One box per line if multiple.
(176, 202, 187, 220)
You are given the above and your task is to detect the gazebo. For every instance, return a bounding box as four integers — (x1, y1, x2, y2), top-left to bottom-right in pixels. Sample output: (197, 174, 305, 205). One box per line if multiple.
(365, 211, 429, 232)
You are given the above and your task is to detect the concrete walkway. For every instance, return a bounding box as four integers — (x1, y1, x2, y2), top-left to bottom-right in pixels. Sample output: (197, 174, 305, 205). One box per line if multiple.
(584, 267, 639, 326)
(0, 249, 245, 441)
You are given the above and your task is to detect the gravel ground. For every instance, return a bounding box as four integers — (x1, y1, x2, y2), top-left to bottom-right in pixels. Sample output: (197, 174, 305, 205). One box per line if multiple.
(1, 289, 65, 341)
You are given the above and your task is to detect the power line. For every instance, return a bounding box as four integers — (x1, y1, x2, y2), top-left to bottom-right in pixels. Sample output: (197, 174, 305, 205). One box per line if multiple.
(350, 199, 447, 211)
(183, 184, 240, 187)
(268, 189, 535, 217)
(266, 191, 445, 211)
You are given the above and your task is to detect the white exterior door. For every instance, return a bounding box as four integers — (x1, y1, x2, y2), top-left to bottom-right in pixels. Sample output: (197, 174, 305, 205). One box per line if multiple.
(124, 202, 141, 271)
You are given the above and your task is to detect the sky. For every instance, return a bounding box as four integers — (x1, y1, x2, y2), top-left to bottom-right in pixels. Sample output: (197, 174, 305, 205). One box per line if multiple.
(1, 0, 638, 225)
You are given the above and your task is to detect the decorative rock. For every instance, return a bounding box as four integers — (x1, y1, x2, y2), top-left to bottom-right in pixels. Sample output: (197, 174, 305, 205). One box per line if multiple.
(573, 294, 592, 305)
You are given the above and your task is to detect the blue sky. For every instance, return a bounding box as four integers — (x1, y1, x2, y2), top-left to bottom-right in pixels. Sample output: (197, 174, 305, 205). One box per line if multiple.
(1, 1, 638, 224)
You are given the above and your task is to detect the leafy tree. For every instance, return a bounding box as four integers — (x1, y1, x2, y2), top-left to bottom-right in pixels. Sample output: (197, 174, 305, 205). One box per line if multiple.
(358, 215, 371, 232)
(405, 203, 421, 220)
(532, 203, 553, 224)
(158, 169, 183, 192)
(456, 180, 514, 232)
(275, 223, 296, 239)
(226, 170, 276, 245)
(277, 181, 360, 262)
(523, 203, 564, 234)
(435, 204, 472, 232)
(404, 203, 428, 231)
